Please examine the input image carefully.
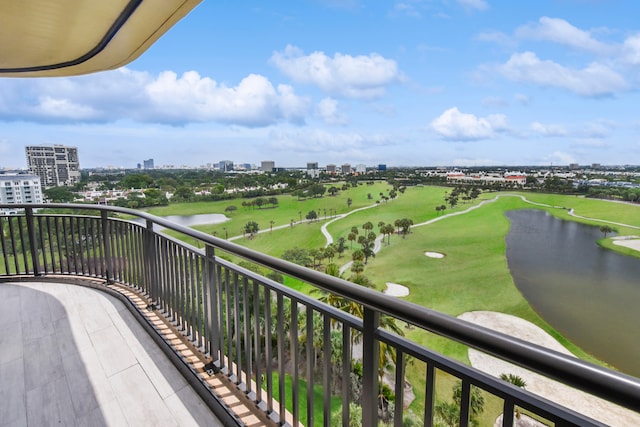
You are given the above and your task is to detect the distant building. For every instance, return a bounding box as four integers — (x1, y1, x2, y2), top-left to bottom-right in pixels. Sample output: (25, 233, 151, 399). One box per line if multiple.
(26, 144, 80, 187)
(0, 174, 43, 215)
(326, 164, 337, 174)
(378, 164, 387, 172)
(355, 164, 366, 174)
(341, 164, 351, 174)
(306, 162, 319, 178)
(219, 160, 234, 172)
(143, 158, 154, 169)
(261, 160, 275, 172)
(592, 163, 601, 169)
(569, 163, 580, 170)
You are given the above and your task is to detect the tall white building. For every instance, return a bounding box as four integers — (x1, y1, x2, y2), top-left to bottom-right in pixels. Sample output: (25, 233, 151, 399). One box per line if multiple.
(0, 174, 43, 215)
(26, 145, 80, 187)
(261, 160, 275, 172)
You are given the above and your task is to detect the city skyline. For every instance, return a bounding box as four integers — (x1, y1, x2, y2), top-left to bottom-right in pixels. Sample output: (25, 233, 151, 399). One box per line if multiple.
(2, 1, 640, 169)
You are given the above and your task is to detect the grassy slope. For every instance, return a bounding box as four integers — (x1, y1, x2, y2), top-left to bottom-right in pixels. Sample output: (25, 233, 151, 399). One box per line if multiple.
(140, 186, 640, 424)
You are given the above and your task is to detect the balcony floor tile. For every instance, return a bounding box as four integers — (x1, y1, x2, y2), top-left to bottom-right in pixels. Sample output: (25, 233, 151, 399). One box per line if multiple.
(0, 281, 224, 427)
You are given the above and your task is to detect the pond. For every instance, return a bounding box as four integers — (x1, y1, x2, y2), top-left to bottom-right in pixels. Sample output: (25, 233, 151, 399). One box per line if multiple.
(130, 213, 229, 229)
(505, 209, 640, 378)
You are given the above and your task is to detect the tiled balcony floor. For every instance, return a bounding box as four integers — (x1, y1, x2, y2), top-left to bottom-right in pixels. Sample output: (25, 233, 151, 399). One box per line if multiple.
(0, 281, 224, 427)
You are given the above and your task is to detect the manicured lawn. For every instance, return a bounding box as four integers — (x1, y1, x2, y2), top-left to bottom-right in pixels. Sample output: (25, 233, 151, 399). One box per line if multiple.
(132, 186, 640, 424)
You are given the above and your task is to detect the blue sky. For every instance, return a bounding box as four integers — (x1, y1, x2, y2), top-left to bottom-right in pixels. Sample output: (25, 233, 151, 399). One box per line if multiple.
(2, 0, 640, 169)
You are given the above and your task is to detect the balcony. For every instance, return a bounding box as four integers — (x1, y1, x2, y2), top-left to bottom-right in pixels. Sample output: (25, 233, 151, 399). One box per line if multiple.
(1, 203, 640, 426)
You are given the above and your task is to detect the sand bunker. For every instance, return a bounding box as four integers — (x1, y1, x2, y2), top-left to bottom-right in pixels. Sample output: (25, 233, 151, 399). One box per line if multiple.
(424, 251, 445, 258)
(612, 237, 640, 252)
(458, 311, 640, 426)
(384, 282, 409, 297)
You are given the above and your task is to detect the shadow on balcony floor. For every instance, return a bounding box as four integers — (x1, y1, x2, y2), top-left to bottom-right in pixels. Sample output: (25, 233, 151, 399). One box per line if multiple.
(0, 280, 224, 426)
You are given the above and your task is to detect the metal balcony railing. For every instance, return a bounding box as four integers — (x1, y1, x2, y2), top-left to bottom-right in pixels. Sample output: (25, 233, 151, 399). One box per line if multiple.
(1, 203, 639, 427)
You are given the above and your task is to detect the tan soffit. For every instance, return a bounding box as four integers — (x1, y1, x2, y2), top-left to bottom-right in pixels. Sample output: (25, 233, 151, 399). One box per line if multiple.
(0, 0, 201, 77)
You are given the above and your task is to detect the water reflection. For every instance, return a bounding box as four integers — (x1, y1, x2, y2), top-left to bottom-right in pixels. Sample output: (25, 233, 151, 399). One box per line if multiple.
(130, 213, 229, 229)
(505, 209, 640, 377)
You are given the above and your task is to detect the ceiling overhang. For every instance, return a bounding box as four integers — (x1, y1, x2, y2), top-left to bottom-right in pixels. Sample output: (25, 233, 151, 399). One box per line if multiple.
(0, 0, 201, 77)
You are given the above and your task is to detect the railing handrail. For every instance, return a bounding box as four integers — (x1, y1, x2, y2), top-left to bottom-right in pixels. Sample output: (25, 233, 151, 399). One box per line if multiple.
(2, 202, 640, 412)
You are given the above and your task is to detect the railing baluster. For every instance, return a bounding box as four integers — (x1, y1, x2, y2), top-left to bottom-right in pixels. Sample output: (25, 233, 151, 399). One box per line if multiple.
(290, 300, 299, 426)
(342, 324, 351, 427)
(252, 280, 262, 404)
(45, 217, 56, 274)
(234, 270, 242, 384)
(54, 217, 64, 273)
(36, 216, 48, 273)
(322, 312, 331, 426)
(394, 349, 405, 427)
(242, 275, 252, 393)
(424, 364, 435, 427)
(305, 305, 314, 427)
(101, 212, 111, 281)
(18, 216, 31, 274)
(502, 397, 515, 427)
(77, 217, 86, 275)
(264, 287, 274, 415)
(205, 245, 220, 362)
(25, 208, 41, 276)
(8, 217, 20, 273)
(362, 307, 380, 427)
(0, 217, 11, 274)
(277, 293, 286, 425)
(459, 380, 471, 427)
(216, 261, 225, 371)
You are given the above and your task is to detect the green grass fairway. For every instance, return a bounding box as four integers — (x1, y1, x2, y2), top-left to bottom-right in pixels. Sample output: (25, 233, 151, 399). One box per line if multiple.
(134, 186, 640, 424)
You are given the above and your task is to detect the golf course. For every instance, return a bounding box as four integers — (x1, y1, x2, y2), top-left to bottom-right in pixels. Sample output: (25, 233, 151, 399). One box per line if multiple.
(144, 183, 640, 425)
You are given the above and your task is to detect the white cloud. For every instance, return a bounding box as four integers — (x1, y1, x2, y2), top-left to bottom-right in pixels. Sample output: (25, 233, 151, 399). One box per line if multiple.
(0, 68, 310, 126)
(316, 98, 348, 125)
(430, 107, 508, 141)
(621, 34, 640, 65)
(516, 17, 611, 54)
(475, 31, 516, 48)
(530, 122, 567, 137)
(497, 51, 628, 97)
(457, 0, 488, 11)
(393, 2, 422, 18)
(269, 45, 401, 99)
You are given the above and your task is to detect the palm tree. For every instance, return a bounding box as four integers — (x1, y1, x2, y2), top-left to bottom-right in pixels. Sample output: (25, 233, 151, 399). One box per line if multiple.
(269, 220, 275, 232)
(351, 260, 365, 276)
(600, 225, 615, 238)
(347, 232, 357, 248)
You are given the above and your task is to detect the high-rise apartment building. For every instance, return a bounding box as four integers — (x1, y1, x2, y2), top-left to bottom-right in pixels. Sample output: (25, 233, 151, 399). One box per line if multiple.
(341, 164, 352, 174)
(26, 145, 80, 187)
(218, 160, 234, 172)
(0, 174, 43, 214)
(261, 161, 275, 172)
(143, 158, 154, 170)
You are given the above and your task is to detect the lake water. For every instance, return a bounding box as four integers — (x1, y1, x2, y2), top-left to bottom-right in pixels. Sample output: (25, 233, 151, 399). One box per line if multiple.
(131, 213, 229, 229)
(505, 209, 640, 378)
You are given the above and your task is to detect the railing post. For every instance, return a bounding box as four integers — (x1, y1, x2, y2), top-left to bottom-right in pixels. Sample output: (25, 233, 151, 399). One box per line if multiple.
(362, 306, 380, 426)
(144, 219, 158, 303)
(205, 245, 220, 362)
(25, 207, 42, 276)
(100, 210, 113, 283)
